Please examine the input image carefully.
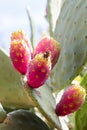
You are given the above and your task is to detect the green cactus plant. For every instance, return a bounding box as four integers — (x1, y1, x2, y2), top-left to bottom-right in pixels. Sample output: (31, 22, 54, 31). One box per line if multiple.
(0, 47, 62, 129)
(0, 0, 87, 130)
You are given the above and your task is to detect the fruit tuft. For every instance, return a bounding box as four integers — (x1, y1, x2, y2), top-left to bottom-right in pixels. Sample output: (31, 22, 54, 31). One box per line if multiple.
(11, 30, 33, 53)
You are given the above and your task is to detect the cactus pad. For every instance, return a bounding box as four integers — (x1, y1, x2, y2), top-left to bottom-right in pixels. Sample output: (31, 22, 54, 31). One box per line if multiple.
(47, 0, 87, 91)
(74, 103, 87, 130)
(74, 73, 87, 130)
(0, 47, 34, 108)
(24, 83, 62, 129)
(46, 0, 65, 34)
(0, 110, 50, 130)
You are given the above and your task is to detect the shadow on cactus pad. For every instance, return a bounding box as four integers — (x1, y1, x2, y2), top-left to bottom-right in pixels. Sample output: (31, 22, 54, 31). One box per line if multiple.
(0, 110, 50, 130)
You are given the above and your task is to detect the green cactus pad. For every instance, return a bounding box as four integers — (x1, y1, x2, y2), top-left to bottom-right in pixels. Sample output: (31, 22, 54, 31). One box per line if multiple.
(0, 47, 34, 108)
(74, 103, 87, 130)
(46, 0, 65, 35)
(0, 110, 50, 130)
(74, 73, 87, 130)
(0, 104, 6, 123)
(47, 0, 87, 91)
(24, 83, 62, 130)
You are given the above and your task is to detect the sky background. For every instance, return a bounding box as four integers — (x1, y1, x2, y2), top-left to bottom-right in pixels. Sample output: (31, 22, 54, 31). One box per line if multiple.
(0, 0, 48, 52)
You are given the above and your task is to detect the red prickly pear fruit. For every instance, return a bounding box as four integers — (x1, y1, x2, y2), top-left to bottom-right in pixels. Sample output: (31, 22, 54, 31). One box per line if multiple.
(55, 84, 86, 116)
(26, 52, 51, 88)
(10, 40, 31, 75)
(33, 36, 60, 68)
(11, 30, 33, 53)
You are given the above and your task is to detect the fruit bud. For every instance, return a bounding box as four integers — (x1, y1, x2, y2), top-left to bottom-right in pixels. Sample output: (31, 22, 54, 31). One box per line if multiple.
(34, 36, 60, 68)
(10, 40, 31, 75)
(55, 84, 86, 116)
(26, 52, 51, 88)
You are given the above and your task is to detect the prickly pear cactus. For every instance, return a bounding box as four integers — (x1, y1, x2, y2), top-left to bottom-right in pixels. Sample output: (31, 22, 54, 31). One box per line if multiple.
(0, 47, 62, 129)
(1, 0, 87, 130)
(47, 0, 87, 91)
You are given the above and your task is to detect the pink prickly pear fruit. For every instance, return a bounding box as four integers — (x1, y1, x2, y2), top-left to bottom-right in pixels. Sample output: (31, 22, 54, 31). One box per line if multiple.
(26, 52, 51, 88)
(55, 84, 86, 116)
(11, 30, 33, 53)
(33, 36, 60, 68)
(10, 40, 31, 75)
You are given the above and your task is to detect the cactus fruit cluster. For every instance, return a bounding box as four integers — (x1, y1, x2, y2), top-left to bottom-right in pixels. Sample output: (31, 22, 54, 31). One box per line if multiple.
(10, 30, 60, 88)
(9, 29, 86, 127)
